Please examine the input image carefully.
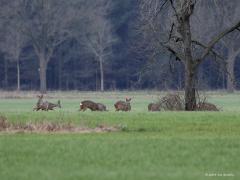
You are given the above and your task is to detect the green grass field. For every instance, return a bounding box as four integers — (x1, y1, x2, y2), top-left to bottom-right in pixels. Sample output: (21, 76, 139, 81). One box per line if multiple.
(0, 91, 240, 180)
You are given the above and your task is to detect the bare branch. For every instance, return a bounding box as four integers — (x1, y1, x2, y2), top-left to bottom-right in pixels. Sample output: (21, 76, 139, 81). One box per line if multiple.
(163, 43, 185, 62)
(200, 20, 240, 62)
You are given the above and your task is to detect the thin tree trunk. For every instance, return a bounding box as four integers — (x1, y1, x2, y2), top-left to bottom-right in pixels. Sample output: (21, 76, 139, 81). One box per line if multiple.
(99, 57, 104, 91)
(39, 56, 47, 94)
(4, 58, 8, 89)
(58, 58, 62, 90)
(226, 58, 235, 92)
(17, 59, 20, 91)
(95, 69, 98, 91)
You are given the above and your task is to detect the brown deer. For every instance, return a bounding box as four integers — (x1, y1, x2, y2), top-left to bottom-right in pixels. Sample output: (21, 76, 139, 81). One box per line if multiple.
(33, 95, 44, 111)
(97, 103, 107, 111)
(79, 100, 107, 111)
(114, 98, 132, 111)
(79, 100, 99, 111)
(196, 102, 219, 111)
(33, 95, 61, 111)
(41, 100, 61, 111)
(148, 103, 161, 111)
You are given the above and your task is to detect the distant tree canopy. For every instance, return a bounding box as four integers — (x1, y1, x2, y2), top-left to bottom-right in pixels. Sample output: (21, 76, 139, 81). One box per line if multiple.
(0, 0, 240, 92)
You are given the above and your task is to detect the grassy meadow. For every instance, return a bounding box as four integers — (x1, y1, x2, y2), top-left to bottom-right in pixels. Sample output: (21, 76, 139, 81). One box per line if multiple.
(0, 91, 240, 180)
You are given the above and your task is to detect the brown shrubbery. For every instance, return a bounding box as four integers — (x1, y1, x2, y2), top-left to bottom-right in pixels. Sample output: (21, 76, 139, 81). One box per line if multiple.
(154, 93, 219, 111)
(0, 116, 118, 133)
(0, 116, 10, 130)
(158, 94, 185, 111)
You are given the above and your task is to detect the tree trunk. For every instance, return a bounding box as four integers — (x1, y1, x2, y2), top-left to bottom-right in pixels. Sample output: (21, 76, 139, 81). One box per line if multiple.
(185, 63, 197, 110)
(181, 16, 197, 111)
(4, 58, 8, 89)
(226, 58, 235, 93)
(58, 58, 62, 90)
(17, 59, 20, 91)
(39, 56, 47, 94)
(99, 57, 104, 92)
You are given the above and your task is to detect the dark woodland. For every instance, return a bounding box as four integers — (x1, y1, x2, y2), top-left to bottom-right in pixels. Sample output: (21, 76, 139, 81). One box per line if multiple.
(0, 0, 240, 96)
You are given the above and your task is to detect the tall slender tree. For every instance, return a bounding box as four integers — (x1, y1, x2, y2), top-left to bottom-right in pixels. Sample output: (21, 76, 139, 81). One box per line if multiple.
(83, 0, 117, 91)
(0, 18, 26, 91)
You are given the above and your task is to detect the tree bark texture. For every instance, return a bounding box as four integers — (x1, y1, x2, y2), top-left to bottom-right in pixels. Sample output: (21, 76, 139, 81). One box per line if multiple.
(226, 58, 235, 92)
(99, 57, 104, 91)
(39, 55, 48, 94)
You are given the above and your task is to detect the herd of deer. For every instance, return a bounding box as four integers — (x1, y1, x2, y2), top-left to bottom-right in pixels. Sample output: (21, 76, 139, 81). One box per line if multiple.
(33, 94, 219, 112)
(33, 95, 161, 112)
(33, 95, 138, 112)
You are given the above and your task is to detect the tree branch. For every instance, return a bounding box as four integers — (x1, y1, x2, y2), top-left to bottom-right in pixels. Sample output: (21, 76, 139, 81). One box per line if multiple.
(163, 43, 185, 62)
(192, 40, 225, 62)
(200, 20, 240, 62)
(169, 0, 179, 20)
(170, 35, 224, 63)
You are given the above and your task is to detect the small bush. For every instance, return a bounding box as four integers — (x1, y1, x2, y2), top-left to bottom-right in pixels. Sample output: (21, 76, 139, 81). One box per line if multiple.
(0, 116, 9, 130)
(157, 93, 184, 111)
(155, 93, 219, 111)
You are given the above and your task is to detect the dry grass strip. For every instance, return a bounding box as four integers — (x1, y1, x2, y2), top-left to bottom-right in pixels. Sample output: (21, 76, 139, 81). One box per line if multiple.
(0, 116, 118, 134)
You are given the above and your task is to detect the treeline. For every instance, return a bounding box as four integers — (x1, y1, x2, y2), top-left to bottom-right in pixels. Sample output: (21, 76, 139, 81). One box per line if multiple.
(0, 0, 240, 92)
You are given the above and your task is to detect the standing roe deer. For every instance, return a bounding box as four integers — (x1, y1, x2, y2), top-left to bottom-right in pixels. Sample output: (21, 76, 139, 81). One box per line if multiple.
(114, 98, 132, 111)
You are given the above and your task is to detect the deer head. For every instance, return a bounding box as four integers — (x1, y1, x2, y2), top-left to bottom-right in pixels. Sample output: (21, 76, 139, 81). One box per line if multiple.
(126, 98, 132, 102)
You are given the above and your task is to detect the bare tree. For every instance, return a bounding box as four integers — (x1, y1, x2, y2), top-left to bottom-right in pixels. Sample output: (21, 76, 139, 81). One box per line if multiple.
(213, 0, 240, 92)
(9, 0, 74, 93)
(139, 0, 240, 110)
(0, 14, 26, 91)
(83, 0, 117, 91)
(222, 33, 240, 92)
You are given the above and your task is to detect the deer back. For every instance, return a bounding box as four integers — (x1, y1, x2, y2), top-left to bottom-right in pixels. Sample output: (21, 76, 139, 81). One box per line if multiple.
(114, 98, 131, 111)
(97, 103, 107, 111)
(114, 100, 125, 111)
(40, 101, 50, 111)
(80, 100, 99, 111)
(148, 103, 160, 111)
(45, 100, 61, 110)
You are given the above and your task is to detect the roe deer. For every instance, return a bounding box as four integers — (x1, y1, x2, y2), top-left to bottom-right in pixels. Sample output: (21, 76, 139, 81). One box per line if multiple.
(114, 98, 132, 111)
(148, 103, 161, 111)
(33, 95, 44, 111)
(196, 102, 219, 111)
(33, 95, 61, 111)
(79, 100, 99, 111)
(41, 100, 61, 111)
(97, 103, 107, 111)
